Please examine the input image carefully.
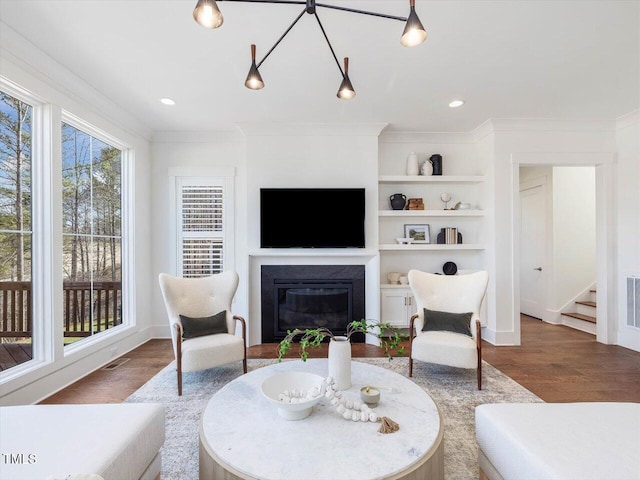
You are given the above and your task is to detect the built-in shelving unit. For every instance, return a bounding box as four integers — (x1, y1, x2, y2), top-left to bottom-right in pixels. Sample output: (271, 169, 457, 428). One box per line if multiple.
(377, 143, 489, 327)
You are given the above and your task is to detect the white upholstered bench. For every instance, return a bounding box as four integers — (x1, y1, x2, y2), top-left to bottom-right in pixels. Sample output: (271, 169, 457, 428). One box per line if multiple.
(476, 402, 640, 480)
(0, 403, 165, 480)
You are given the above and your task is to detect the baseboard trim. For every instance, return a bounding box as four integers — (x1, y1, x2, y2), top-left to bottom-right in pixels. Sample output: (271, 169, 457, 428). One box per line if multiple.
(482, 328, 520, 346)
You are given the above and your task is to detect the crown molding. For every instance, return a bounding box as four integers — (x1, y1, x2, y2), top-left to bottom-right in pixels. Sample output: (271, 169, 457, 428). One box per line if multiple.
(0, 21, 153, 141)
(470, 119, 496, 143)
(236, 122, 388, 137)
(378, 130, 474, 144)
(151, 129, 245, 144)
(489, 118, 615, 133)
(616, 109, 639, 130)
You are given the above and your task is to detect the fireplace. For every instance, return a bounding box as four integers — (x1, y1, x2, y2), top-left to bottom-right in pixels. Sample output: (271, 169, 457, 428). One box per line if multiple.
(261, 265, 365, 343)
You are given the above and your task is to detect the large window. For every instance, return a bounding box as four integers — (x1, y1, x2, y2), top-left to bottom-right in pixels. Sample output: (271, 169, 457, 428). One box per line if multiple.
(0, 92, 33, 371)
(62, 122, 123, 345)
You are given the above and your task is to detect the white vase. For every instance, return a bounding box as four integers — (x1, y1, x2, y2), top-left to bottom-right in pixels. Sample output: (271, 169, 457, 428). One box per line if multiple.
(328, 336, 352, 390)
(421, 159, 433, 176)
(406, 152, 419, 176)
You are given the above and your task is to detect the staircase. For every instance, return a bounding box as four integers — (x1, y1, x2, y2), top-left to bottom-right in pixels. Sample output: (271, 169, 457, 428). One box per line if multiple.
(561, 289, 596, 334)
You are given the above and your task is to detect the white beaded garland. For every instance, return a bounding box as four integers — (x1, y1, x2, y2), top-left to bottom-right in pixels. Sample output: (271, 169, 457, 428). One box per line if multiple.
(322, 376, 379, 423)
(278, 385, 323, 404)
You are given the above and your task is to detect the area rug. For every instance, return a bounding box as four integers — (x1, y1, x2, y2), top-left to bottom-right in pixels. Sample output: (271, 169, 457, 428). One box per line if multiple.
(125, 358, 542, 480)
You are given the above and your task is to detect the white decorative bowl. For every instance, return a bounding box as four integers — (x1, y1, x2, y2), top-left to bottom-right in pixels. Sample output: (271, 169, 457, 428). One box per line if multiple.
(261, 372, 325, 420)
(395, 237, 415, 244)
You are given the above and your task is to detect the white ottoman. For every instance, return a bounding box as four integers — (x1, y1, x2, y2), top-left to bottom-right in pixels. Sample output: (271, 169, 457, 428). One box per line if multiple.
(0, 403, 165, 480)
(476, 402, 640, 480)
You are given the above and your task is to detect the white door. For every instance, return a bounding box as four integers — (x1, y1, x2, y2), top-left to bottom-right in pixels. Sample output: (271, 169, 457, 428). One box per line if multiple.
(520, 185, 546, 319)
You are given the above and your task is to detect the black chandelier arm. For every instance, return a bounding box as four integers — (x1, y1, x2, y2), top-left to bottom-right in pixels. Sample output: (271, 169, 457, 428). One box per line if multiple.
(218, 0, 407, 22)
(257, 8, 307, 68)
(219, 0, 307, 4)
(315, 3, 406, 22)
(313, 12, 345, 77)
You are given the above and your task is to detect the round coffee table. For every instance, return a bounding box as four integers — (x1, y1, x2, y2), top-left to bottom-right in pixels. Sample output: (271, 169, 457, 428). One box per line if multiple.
(199, 359, 444, 480)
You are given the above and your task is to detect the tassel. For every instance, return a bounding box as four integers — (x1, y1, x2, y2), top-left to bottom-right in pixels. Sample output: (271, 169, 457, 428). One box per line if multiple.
(378, 416, 399, 434)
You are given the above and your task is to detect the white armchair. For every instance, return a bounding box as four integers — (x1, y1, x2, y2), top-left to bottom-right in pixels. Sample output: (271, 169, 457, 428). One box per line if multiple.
(158, 271, 247, 395)
(407, 269, 489, 389)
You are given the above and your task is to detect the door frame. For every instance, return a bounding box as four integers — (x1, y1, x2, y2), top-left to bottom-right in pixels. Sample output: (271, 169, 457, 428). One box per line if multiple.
(512, 152, 616, 344)
(519, 177, 550, 321)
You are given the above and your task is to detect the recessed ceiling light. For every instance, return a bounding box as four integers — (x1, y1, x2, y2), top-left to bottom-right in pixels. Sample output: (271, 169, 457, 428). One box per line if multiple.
(160, 98, 176, 106)
(449, 99, 465, 108)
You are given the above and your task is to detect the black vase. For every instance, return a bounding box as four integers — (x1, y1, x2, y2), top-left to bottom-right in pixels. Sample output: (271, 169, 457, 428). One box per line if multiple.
(389, 193, 407, 210)
(430, 154, 443, 176)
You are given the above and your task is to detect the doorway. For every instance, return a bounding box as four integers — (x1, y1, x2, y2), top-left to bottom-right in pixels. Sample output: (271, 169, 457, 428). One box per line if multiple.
(519, 166, 597, 332)
(512, 153, 616, 345)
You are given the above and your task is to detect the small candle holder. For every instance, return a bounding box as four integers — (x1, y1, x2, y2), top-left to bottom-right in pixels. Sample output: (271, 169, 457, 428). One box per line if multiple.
(360, 386, 381, 406)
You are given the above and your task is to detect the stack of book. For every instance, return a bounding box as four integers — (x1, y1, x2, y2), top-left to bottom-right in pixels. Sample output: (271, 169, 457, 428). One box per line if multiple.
(444, 227, 458, 244)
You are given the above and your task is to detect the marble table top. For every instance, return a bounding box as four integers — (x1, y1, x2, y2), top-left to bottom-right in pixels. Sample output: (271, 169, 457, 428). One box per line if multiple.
(200, 359, 442, 480)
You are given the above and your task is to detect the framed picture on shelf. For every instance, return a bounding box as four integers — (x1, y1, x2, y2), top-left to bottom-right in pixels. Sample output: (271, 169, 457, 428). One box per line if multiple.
(404, 224, 430, 244)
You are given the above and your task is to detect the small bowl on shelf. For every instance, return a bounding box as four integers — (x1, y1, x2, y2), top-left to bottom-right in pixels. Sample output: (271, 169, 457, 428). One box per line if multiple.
(261, 372, 325, 421)
(395, 237, 415, 245)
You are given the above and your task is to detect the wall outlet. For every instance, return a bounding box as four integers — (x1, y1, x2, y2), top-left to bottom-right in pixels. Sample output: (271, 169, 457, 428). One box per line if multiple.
(109, 347, 118, 358)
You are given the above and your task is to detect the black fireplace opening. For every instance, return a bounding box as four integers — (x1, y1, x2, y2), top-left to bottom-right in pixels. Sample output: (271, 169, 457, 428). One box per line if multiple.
(261, 265, 365, 343)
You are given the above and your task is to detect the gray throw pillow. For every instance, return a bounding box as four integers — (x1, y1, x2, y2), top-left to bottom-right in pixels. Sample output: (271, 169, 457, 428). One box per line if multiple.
(179, 310, 228, 339)
(421, 308, 473, 337)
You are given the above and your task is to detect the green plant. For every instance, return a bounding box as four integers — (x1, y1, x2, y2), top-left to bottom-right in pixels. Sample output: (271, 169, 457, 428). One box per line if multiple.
(277, 319, 408, 362)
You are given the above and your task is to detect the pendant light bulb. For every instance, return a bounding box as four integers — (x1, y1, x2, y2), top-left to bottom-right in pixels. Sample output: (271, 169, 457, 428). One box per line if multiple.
(245, 44, 265, 90)
(337, 58, 356, 100)
(193, 0, 223, 29)
(400, 0, 427, 47)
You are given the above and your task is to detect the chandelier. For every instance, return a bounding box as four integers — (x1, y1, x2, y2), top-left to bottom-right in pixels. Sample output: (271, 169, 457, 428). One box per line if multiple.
(192, 0, 427, 99)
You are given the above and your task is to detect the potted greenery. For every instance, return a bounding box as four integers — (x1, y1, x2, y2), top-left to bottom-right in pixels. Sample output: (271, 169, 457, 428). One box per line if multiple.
(277, 319, 408, 390)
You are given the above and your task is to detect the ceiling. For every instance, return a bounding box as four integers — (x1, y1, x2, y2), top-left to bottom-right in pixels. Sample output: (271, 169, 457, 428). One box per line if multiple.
(0, 0, 638, 133)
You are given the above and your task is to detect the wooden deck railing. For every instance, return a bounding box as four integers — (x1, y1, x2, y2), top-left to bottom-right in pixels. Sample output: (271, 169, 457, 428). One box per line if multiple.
(0, 281, 122, 338)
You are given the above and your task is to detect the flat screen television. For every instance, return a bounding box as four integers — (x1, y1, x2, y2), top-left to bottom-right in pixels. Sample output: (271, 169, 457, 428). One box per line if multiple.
(260, 188, 365, 248)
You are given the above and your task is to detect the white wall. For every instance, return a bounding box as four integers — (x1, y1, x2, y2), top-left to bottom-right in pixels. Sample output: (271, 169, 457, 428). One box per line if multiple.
(551, 166, 596, 310)
(615, 111, 640, 351)
(149, 132, 246, 338)
(0, 26, 153, 404)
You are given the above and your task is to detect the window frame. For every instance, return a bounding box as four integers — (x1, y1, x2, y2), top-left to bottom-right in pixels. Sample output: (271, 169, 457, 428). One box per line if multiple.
(169, 167, 235, 278)
(60, 111, 135, 355)
(0, 78, 49, 379)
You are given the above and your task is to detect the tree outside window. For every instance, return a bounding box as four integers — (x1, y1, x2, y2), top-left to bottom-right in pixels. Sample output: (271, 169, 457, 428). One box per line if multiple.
(62, 123, 122, 344)
(0, 91, 33, 371)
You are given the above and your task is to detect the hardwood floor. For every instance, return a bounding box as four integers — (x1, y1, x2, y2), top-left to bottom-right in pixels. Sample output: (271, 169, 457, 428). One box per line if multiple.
(482, 315, 640, 403)
(41, 315, 640, 404)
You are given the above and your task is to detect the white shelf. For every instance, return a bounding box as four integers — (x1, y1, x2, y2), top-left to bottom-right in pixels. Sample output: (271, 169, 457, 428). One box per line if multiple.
(248, 249, 379, 257)
(379, 210, 484, 217)
(379, 175, 485, 184)
(379, 244, 485, 251)
(380, 283, 412, 289)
